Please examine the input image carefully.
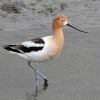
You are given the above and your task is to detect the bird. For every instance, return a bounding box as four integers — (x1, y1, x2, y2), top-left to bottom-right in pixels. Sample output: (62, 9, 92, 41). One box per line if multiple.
(3, 14, 88, 93)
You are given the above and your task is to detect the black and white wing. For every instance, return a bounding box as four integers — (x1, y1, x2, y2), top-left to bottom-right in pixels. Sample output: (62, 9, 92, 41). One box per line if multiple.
(3, 37, 45, 54)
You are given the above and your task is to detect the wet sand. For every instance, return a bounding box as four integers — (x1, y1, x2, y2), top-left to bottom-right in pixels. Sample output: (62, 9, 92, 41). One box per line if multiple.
(0, 0, 100, 100)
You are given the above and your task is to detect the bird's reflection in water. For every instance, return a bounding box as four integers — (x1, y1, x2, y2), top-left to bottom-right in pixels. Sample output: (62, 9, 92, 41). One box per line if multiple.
(25, 85, 48, 100)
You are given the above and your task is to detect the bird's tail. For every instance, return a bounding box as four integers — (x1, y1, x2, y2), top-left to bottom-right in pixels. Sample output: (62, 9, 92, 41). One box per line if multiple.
(3, 45, 21, 53)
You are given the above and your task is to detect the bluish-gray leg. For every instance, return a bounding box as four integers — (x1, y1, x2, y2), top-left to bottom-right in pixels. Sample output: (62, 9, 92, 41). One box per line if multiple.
(34, 64, 39, 95)
(28, 61, 48, 89)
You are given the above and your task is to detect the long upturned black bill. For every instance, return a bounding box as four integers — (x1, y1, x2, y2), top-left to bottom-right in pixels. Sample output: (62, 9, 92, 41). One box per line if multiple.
(67, 23, 88, 33)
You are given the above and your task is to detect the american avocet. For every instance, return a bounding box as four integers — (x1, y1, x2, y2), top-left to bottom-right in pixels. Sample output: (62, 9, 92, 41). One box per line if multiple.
(3, 14, 88, 92)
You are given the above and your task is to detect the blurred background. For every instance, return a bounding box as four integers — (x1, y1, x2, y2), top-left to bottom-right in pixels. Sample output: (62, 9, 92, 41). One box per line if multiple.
(0, 0, 99, 31)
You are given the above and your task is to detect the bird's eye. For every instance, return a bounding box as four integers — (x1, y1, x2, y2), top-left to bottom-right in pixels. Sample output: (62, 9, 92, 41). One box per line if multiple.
(61, 19, 64, 22)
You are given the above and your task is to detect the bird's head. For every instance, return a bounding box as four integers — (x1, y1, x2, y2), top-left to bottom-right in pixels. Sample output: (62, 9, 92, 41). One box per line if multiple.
(52, 14, 88, 33)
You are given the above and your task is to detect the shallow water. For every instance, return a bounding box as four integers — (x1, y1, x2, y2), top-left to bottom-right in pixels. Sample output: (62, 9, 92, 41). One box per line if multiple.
(0, 26, 100, 100)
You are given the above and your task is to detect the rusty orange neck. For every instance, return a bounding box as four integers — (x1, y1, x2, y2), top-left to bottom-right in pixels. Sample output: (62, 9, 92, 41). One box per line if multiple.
(52, 21, 64, 48)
